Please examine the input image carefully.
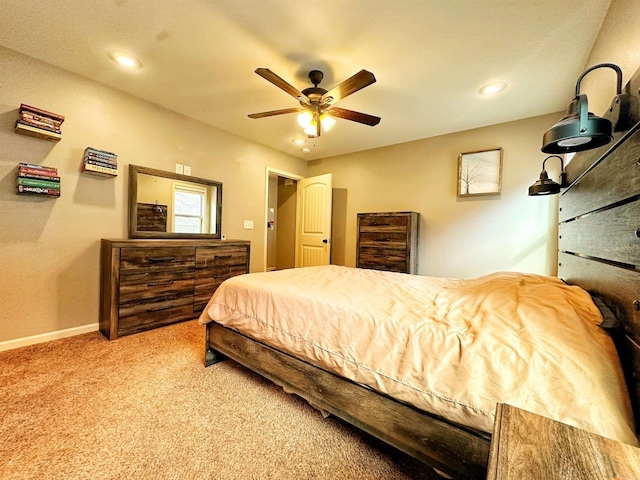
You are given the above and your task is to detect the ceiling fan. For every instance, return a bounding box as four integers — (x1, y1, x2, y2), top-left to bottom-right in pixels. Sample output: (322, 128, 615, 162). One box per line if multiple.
(248, 68, 381, 137)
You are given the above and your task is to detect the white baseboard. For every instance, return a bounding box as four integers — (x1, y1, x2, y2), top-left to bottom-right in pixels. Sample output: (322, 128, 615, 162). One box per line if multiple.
(0, 323, 99, 352)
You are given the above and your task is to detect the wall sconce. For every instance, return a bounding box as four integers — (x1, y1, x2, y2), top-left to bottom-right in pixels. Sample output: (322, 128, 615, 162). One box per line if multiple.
(528, 155, 566, 196)
(542, 63, 629, 154)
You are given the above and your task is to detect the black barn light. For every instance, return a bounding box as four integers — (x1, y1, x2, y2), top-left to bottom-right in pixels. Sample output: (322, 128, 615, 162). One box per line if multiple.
(528, 155, 566, 196)
(542, 63, 627, 154)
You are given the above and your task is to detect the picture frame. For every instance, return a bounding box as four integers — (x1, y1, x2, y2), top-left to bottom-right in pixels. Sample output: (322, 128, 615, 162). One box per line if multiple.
(457, 148, 503, 197)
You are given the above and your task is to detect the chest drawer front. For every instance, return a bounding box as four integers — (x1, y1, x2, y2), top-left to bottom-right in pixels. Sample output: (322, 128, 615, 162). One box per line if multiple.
(120, 247, 195, 274)
(359, 215, 408, 232)
(358, 231, 408, 248)
(196, 246, 248, 268)
(358, 247, 408, 272)
(119, 270, 195, 303)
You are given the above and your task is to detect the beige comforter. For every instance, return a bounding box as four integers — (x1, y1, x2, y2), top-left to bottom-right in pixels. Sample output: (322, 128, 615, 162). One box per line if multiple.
(199, 265, 637, 445)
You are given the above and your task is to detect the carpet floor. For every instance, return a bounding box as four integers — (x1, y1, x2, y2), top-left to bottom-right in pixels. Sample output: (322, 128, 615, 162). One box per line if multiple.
(0, 320, 442, 479)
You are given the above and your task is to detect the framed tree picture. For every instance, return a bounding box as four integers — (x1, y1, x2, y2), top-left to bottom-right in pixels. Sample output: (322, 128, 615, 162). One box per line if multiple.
(457, 148, 503, 197)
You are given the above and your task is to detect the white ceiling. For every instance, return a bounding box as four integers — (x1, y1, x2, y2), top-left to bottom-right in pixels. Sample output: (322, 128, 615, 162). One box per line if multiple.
(0, 0, 612, 161)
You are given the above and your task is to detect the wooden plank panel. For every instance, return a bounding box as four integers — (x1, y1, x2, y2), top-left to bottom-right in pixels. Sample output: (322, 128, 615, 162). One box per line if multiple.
(206, 322, 490, 480)
(559, 199, 640, 266)
(560, 129, 640, 222)
(558, 252, 640, 427)
(558, 252, 640, 340)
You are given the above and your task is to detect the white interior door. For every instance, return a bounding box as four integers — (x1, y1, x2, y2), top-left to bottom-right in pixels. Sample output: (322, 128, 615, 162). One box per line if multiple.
(295, 173, 333, 267)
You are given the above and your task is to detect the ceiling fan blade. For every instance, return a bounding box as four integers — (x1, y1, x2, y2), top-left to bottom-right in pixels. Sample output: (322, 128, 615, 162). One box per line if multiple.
(255, 68, 309, 103)
(322, 70, 376, 105)
(327, 107, 381, 126)
(248, 107, 304, 119)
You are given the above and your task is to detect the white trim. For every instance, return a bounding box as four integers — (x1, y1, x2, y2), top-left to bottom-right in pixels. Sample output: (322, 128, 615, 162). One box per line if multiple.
(264, 167, 304, 272)
(0, 323, 99, 352)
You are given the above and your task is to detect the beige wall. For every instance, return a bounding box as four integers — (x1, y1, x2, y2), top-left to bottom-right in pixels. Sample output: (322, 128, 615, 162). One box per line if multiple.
(580, 0, 640, 116)
(308, 113, 562, 278)
(0, 46, 306, 343)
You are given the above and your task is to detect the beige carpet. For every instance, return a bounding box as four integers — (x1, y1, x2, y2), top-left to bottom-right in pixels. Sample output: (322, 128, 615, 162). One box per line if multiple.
(0, 320, 441, 479)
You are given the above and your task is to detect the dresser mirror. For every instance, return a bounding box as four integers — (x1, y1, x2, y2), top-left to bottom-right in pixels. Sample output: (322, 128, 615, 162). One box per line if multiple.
(128, 164, 223, 239)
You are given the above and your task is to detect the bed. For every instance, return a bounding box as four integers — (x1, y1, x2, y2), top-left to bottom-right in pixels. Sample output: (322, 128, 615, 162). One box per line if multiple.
(200, 68, 640, 479)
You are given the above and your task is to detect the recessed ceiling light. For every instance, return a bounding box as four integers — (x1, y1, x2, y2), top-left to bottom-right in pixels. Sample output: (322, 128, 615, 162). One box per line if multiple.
(301, 148, 311, 153)
(110, 52, 141, 69)
(292, 138, 305, 145)
(479, 82, 507, 95)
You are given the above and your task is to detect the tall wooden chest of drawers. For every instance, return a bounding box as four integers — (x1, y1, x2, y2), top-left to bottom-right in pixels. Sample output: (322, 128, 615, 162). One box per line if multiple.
(100, 239, 250, 340)
(356, 211, 419, 274)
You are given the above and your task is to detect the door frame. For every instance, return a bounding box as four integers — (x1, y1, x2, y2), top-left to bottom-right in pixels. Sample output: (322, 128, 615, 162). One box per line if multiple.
(263, 167, 304, 272)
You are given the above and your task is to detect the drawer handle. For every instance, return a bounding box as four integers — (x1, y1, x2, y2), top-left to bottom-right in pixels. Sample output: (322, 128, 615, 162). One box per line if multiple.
(373, 254, 390, 258)
(148, 256, 176, 263)
(147, 304, 174, 312)
(373, 238, 390, 242)
(371, 222, 390, 226)
(147, 280, 175, 287)
(215, 255, 233, 259)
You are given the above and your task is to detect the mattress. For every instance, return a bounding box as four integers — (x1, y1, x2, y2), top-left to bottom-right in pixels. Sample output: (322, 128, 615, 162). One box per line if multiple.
(199, 265, 637, 445)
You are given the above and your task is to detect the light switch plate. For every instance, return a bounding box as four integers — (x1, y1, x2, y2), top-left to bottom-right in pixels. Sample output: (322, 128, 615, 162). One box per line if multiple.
(243, 220, 254, 229)
(175, 164, 183, 174)
(183, 166, 191, 176)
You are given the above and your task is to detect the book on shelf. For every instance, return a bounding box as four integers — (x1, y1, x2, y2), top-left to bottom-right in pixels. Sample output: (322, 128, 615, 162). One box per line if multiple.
(18, 171, 61, 182)
(18, 163, 58, 173)
(84, 158, 118, 169)
(17, 118, 61, 134)
(84, 147, 117, 159)
(21, 111, 63, 125)
(17, 185, 61, 197)
(17, 177, 61, 189)
(84, 153, 117, 166)
(15, 121, 62, 141)
(81, 163, 118, 176)
(19, 104, 65, 124)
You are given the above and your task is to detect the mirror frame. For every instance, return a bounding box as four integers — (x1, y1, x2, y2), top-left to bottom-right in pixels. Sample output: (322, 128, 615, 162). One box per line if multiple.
(128, 164, 223, 239)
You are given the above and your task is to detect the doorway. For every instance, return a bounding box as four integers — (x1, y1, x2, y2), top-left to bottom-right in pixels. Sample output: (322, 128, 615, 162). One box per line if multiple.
(264, 168, 334, 272)
(265, 168, 302, 272)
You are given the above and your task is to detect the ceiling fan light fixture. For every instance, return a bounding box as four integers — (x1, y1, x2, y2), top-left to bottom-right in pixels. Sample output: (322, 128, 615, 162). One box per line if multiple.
(297, 111, 313, 129)
(320, 114, 336, 132)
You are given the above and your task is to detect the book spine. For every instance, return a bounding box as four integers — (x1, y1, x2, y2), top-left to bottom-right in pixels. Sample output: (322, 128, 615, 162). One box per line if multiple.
(18, 117, 61, 133)
(18, 171, 61, 182)
(19, 104, 65, 123)
(82, 163, 118, 175)
(85, 158, 118, 169)
(18, 163, 58, 173)
(17, 185, 61, 196)
(85, 147, 117, 158)
(17, 177, 61, 189)
(84, 153, 118, 164)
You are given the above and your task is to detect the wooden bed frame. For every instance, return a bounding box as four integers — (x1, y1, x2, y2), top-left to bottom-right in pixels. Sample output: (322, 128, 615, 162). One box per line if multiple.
(204, 68, 640, 479)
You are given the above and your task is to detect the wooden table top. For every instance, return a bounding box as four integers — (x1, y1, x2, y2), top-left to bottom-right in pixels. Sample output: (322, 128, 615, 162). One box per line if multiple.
(487, 403, 640, 480)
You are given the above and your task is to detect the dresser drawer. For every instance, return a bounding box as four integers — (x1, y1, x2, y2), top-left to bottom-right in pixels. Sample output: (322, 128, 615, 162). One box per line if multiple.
(118, 299, 195, 336)
(194, 264, 247, 311)
(358, 231, 408, 248)
(119, 270, 195, 303)
(359, 215, 408, 232)
(358, 247, 408, 272)
(196, 246, 248, 268)
(120, 247, 195, 274)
